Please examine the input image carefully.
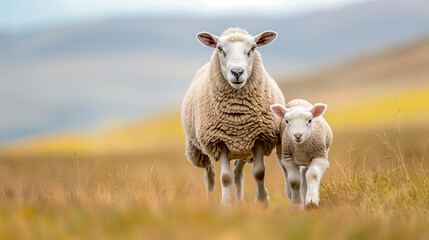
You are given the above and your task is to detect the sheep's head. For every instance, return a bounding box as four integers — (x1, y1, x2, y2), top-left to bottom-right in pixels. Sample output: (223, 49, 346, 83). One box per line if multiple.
(197, 28, 277, 89)
(270, 103, 327, 144)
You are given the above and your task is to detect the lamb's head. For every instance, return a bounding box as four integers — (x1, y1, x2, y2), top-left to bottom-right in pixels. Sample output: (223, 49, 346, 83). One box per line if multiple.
(197, 28, 277, 89)
(271, 103, 327, 144)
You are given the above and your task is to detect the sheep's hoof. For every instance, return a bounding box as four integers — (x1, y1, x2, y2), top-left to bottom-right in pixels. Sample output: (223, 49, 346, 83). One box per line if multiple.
(255, 189, 270, 208)
(305, 201, 319, 210)
(255, 196, 270, 208)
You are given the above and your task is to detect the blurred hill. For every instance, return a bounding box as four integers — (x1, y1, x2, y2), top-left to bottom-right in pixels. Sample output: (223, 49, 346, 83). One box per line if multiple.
(1, 0, 429, 143)
(278, 36, 429, 110)
(1, 33, 429, 158)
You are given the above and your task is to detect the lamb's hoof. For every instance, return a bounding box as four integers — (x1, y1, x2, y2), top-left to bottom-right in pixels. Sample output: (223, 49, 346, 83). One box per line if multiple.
(291, 201, 304, 212)
(305, 201, 319, 210)
(305, 194, 320, 209)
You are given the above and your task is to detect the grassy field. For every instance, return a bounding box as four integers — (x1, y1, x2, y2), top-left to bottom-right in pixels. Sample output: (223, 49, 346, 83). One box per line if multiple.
(1, 39, 429, 240)
(0, 110, 428, 239)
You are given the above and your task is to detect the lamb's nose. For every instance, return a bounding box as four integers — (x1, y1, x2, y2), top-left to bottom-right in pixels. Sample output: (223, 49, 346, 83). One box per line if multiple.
(294, 133, 302, 140)
(231, 68, 244, 80)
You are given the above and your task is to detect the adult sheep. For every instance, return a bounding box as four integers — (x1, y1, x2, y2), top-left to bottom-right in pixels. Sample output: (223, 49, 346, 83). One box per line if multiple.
(182, 28, 285, 206)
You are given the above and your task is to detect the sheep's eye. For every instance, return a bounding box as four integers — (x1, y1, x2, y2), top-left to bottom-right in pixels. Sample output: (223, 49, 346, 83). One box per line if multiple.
(285, 120, 289, 124)
(308, 119, 312, 123)
(251, 46, 256, 51)
(218, 47, 222, 52)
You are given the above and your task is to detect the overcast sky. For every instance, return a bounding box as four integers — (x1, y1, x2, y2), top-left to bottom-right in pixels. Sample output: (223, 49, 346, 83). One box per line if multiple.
(0, 0, 370, 31)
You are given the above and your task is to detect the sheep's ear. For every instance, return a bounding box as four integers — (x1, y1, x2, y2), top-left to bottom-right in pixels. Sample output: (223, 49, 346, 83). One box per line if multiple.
(254, 31, 277, 47)
(310, 103, 327, 118)
(197, 32, 219, 48)
(270, 104, 288, 118)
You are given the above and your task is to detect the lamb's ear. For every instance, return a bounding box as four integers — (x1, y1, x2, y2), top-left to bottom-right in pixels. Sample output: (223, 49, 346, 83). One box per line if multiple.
(197, 32, 219, 48)
(310, 103, 327, 118)
(254, 31, 277, 47)
(270, 104, 288, 118)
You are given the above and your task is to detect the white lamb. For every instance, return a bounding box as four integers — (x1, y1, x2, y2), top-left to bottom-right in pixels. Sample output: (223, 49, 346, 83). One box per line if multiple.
(270, 99, 332, 210)
(182, 28, 285, 206)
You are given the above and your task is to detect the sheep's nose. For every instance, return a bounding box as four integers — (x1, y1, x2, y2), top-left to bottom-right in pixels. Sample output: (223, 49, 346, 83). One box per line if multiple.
(294, 133, 302, 140)
(231, 68, 244, 80)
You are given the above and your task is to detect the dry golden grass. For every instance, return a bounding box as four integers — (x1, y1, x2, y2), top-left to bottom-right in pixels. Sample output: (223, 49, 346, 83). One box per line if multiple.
(0, 118, 428, 239)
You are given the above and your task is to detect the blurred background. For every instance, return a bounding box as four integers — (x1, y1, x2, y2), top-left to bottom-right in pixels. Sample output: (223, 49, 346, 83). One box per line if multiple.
(0, 0, 429, 238)
(1, 0, 428, 149)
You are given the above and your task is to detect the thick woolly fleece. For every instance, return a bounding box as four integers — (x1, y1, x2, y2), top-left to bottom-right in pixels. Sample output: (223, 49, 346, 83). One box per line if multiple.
(182, 50, 285, 168)
(281, 99, 333, 166)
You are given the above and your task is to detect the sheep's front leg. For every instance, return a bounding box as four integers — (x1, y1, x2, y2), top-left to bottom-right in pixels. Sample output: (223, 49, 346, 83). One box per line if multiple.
(204, 163, 215, 195)
(305, 158, 329, 208)
(253, 142, 269, 206)
(281, 159, 303, 211)
(219, 146, 232, 206)
(234, 159, 246, 204)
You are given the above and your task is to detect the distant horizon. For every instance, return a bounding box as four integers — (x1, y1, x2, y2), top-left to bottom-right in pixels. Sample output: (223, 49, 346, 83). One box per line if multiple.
(0, 0, 370, 32)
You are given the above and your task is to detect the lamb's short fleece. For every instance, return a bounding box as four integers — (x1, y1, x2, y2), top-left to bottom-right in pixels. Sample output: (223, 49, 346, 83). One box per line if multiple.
(281, 99, 332, 166)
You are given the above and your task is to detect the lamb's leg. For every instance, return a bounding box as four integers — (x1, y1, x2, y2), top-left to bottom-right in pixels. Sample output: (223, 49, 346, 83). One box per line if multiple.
(204, 163, 215, 195)
(305, 158, 329, 208)
(301, 167, 308, 204)
(281, 159, 303, 211)
(253, 142, 269, 206)
(234, 159, 246, 204)
(219, 146, 232, 206)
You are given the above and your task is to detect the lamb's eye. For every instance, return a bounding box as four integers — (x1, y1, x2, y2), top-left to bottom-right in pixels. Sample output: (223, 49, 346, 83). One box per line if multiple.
(285, 120, 289, 124)
(308, 119, 312, 123)
(251, 46, 256, 51)
(218, 47, 222, 52)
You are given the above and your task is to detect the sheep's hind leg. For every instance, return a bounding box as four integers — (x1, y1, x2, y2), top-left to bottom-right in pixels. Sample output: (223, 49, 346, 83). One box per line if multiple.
(277, 144, 292, 199)
(219, 146, 232, 206)
(305, 158, 329, 209)
(186, 141, 214, 196)
(253, 142, 269, 207)
(204, 163, 215, 195)
(280, 165, 292, 199)
(234, 159, 246, 205)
